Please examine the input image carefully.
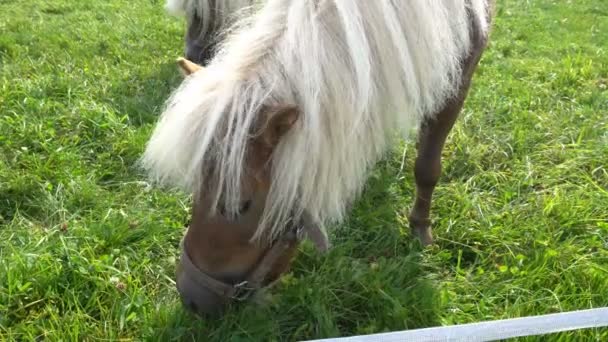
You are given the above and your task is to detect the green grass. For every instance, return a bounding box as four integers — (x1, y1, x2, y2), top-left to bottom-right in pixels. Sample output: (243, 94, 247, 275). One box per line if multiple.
(1, 0, 607, 340)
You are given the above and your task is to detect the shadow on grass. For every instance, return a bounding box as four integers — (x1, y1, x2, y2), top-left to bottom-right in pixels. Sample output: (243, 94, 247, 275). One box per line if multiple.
(144, 158, 442, 341)
(108, 61, 183, 128)
(0, 59, 181, 222)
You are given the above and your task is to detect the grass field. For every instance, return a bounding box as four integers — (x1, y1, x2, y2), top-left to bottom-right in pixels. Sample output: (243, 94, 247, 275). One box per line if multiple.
(1, 0, 607, 340)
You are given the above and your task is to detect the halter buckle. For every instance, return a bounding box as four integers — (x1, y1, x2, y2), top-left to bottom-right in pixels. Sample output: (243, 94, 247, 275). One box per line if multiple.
(231, 281, 256, 301)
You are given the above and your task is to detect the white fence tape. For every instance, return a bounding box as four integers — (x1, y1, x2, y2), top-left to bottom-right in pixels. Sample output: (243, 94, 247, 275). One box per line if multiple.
(303, 307, 608, 342)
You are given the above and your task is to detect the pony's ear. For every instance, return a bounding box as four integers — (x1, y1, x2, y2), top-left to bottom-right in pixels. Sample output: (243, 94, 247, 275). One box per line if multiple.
(262, 105, 299, 147)
(176, 57, 203, 76)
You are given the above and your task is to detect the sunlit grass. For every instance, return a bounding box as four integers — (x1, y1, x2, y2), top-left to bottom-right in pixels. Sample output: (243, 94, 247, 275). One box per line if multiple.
(1, 0, 607, 340)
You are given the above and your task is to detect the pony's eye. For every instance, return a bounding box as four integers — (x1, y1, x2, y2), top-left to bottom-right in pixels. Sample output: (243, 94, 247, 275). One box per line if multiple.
(239, 200, 252, 214)
(218, 200, 252, 219)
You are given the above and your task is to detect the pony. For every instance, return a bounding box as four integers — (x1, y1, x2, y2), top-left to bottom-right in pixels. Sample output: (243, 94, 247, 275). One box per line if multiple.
(166, 0, 255, 64)
(145, 0, 494, 316)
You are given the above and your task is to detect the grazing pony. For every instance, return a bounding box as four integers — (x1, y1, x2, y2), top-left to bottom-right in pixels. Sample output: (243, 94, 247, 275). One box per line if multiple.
(165, 0, 254, 64)
(145, 0, 494, 316)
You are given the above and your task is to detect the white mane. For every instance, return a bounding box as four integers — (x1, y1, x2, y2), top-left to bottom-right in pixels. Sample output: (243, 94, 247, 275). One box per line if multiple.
(144, 0, 491, 242)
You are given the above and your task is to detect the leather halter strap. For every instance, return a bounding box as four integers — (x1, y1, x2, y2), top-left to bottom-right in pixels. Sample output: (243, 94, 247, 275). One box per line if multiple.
(180, 223, 327, 301)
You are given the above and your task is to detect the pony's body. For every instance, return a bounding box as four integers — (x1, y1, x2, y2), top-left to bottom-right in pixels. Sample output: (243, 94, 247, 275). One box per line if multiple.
(148, 0, 493, 315)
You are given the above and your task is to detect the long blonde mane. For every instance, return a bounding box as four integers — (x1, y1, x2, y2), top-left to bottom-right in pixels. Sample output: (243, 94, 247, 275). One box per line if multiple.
(143, 0, 491, 242)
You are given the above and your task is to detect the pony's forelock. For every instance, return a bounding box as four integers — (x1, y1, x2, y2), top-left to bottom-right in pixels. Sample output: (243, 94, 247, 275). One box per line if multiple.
(145, 0, 491, 242)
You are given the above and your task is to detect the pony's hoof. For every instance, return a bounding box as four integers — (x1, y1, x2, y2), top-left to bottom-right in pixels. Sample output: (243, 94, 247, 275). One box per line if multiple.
(417, 228, 434, 246)
(409, 216, 434, 246)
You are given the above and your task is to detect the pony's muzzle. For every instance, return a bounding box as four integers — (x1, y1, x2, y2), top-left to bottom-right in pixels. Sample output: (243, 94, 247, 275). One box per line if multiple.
(176, 259, 228, 317)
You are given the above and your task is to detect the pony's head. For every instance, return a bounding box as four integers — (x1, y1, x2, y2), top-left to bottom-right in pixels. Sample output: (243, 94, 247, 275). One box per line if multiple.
(147, 58, 329, 316)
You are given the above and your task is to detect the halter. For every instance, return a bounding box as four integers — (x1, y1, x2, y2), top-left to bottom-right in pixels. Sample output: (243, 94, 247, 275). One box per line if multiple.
(178, 220, 328, 302)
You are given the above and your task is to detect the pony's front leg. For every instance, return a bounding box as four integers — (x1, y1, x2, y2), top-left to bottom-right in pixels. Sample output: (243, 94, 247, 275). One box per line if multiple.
(408, 4, 489, 246)
(409, 98, 465, 246)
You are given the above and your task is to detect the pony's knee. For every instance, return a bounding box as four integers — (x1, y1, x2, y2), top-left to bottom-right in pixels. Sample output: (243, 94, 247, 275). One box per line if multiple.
(414, 155, 442, 189)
